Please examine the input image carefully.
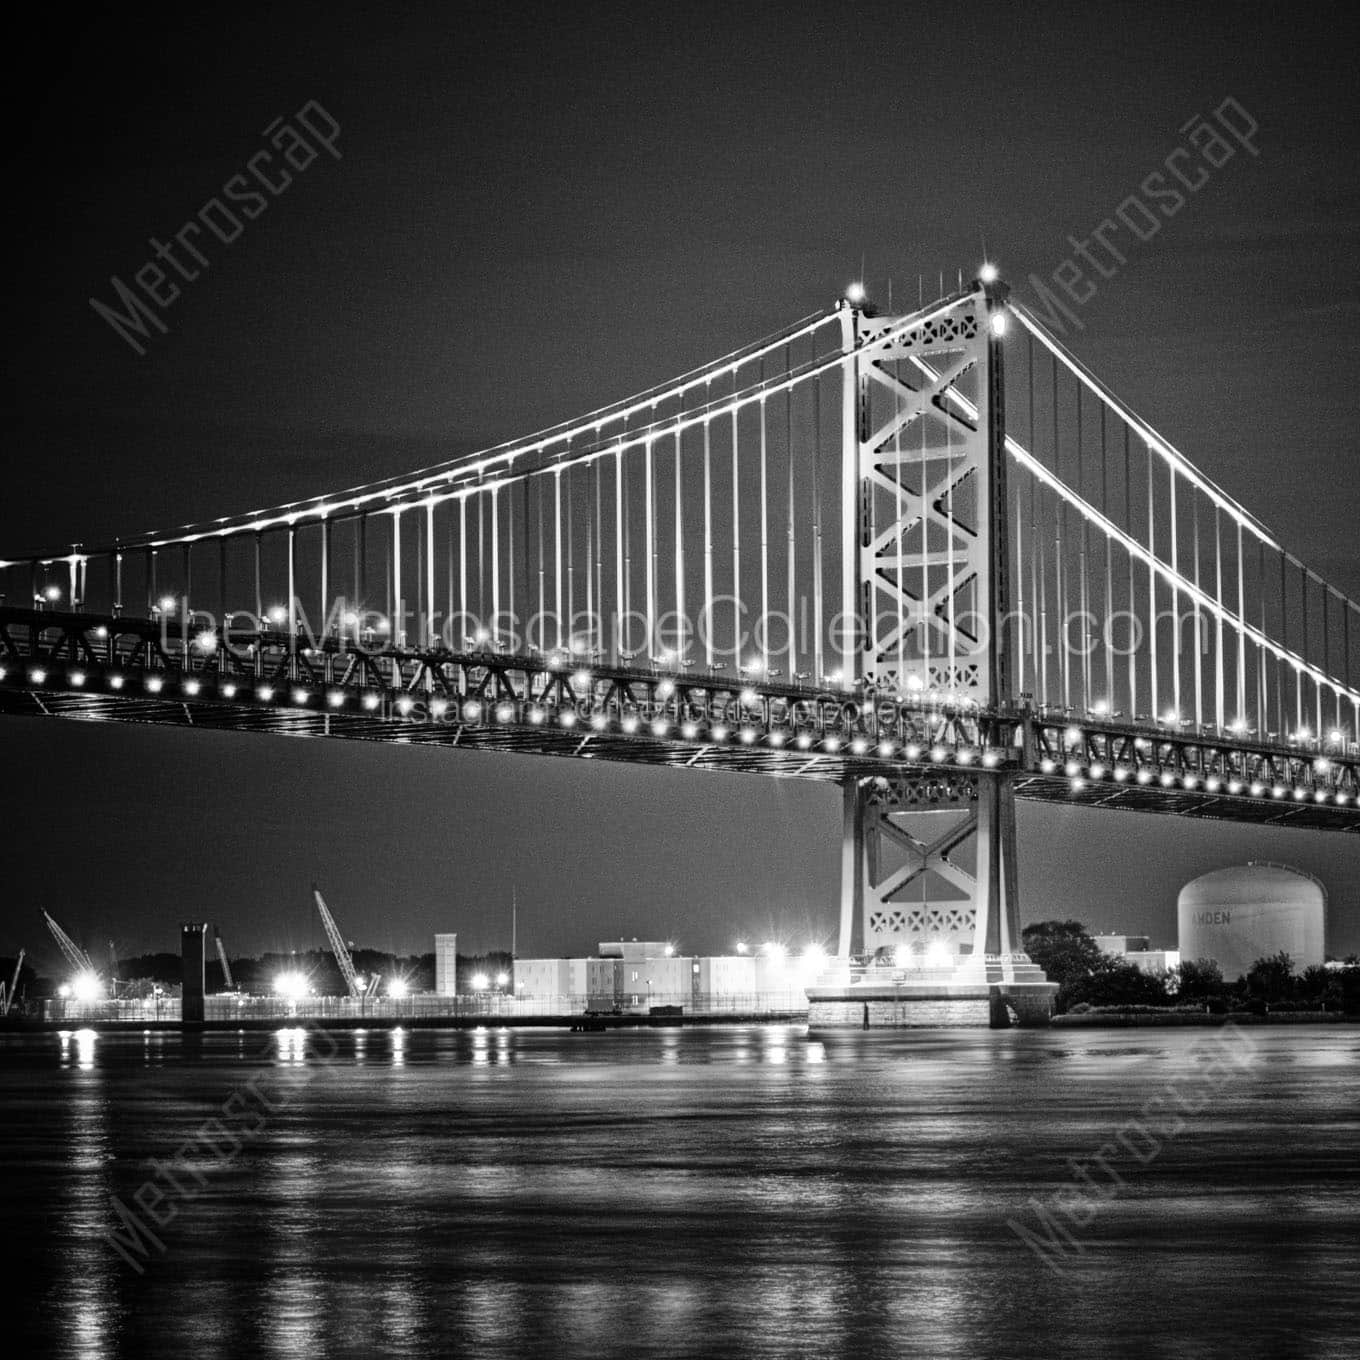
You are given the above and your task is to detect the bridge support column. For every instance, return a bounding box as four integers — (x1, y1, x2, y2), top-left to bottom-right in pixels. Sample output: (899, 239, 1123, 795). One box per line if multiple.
(181, 923, 206, 1027)
(819, 768, 1055, 1028)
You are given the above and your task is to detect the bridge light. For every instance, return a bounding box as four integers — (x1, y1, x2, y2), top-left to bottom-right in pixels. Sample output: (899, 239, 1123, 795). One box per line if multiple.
(978, 262, 999, 284)
(930, 746, 946, 762)
(823, 735, 840, 752)
(145, 675, 163, 693)
(740, 727, 757, 744)
(1092, 700, 1109, 716)
(44, 584, 62, 602)
(470, 973, 489, 991)
(461, 700, 481, 720)
(396, 696, 414, 715)
(1204, 776, 1220, 792)
(1136, 769, 1153, 784)
(1089, 762, 1105, 779)
(559, 709, 577, 727)
(359, 691, 379, 710)
(1230, 718, 1248, 735)
(845, 282, 866, 305)
(292, 688, 310, 705)
(905, 674, 924, 693)
(1315, 789, 1329, 802)
(1159, 772, 1175, 787)
(1250, 781, 1264, 797)
(651, 719, 669, 737)
(1064, 760, 1080, 777)
(1162, 709, 1180, 726)
(982, 749, 1000, 767)
(849, 737, 867, 754)
(1271, 784, 1285, 798)
(735, 942, 749, 954)
(94, 626, 108, 639)
(572, 669, 592, 688)
(528, 705, 546, 724)
(657, 679, 675, 699)
(591, 713, 608, 730)
(1064, 726, 1082, 746)
(905, 743, 921, 759)
(761, 942, 785, 960)
(740, 687, 758, 707)
(1327, 728, 1342, 745)
(495, 702, 514, 722)
(795, 732, 812, 749)
(182, 678, 199, 696)
(1228, 779, 1243, 794)
(990, 312, 1007, 337)
(256, 685, 273, 701)
(1040, 757, 1056, 773)
(770, 730, 787, 747)
(1336, 792, 1350, 805)
(194, 631, 217, 653)
(877, 740, 895, 756)
(1070, 776, 1086, 791)
(29, 667, 47, 684)
(220, 681, 236, 697)
(328, 690, 346, 708)
(621, 714, 639, 733)
(1182, 775, 1197, 789)
(711, 725, 729, 742)
(681, 721, 698, 739)
(386, 977, 409, 1000)
(69, 670, 86, 687)
(1113, 765, 1129, 781)
(1314, 757, 1331, 773)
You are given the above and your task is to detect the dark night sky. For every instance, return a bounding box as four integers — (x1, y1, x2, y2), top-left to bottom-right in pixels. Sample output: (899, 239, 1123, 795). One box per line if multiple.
(3, 1, 1358, 963)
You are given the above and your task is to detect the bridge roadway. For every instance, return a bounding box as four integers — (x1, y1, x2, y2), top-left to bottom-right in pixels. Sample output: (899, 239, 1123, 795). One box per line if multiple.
(2, 607, 1357, 832)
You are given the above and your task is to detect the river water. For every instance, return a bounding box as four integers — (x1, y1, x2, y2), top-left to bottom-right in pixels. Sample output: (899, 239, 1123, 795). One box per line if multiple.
(4, 1024, 1357, 1359)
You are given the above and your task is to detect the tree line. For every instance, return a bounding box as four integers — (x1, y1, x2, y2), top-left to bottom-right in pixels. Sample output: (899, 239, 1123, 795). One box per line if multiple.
(1021, 920, 1360, 1015)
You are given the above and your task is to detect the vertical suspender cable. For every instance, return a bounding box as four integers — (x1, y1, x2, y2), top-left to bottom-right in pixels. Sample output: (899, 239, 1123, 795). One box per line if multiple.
(759, 392, 770, 671)
(785, 349, 797, 679)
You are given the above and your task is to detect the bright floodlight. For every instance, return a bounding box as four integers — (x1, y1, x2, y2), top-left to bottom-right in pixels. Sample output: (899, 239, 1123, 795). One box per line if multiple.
(71, 970, 103, 1003)
(495, 971, 510, 986)
(44, 584, 61, 601)
(267, 605, 287, 625)
(845, 281, 866, 305)
(470, 972, 489, 991)
(735, 942, 749, 954)
(194, 630, 217, 653)
(925, 941, 953, 970)
(663, 945, 675, 958)
(158, 595, 176, 613)
(990, 312, 1007, 336)
(979, 262, 999, 284)
(57, 983, 71, 999)
(273, 971, 308, 1001)
(802, 943, 826, 964)
(761, 941, 785, 960)
(387, 977, 409, 1000)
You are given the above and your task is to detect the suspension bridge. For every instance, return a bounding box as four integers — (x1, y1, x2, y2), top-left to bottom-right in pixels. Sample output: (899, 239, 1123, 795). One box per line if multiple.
(3, 272, 1357, 1022)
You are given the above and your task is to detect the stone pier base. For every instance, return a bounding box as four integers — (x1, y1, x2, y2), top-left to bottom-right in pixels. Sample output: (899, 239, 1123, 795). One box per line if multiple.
(806, 962, 1059, 1030)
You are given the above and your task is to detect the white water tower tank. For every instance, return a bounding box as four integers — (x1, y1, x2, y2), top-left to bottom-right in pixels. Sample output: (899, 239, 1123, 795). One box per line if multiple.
(1177, 863, 1325, 980)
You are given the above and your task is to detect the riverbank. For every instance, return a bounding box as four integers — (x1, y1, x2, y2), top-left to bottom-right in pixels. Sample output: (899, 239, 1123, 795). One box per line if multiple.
(1053, 1009, 1354, 1027)
(0, 1011, 808, 1035)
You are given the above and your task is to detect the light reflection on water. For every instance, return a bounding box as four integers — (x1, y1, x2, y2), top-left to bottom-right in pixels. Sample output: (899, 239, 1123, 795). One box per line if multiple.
(5, 1025, 1359, 1360)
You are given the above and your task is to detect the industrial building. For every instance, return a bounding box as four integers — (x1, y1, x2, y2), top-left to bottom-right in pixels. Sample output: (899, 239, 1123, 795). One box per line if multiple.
(513, 940, 814, 1013)
(1177, 862, 1326, 979)
(1093, 933, 1180, 976)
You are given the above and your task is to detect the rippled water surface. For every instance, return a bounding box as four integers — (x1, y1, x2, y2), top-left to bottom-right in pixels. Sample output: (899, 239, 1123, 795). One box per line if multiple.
(4, 1024, 1357, 1359)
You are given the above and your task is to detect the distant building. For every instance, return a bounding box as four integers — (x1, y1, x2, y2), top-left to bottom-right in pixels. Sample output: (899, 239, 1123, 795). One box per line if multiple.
(1095, 932, 1178, 977)
(1178, 862, 1326, 979)
(434, 932, 458, 996)
(513, 940, 810, 1013)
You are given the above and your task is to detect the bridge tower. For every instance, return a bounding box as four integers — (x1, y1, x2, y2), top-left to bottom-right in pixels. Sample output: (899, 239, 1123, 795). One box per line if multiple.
(821, 278, 1055, 1025)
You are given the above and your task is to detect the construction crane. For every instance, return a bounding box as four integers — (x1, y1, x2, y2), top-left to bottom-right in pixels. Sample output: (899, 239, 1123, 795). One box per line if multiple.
(213, 928, 235, 991)
(1, 949, 24, 1015)
(312, 886, 362, 1000)
(43, 911, 94, 976)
